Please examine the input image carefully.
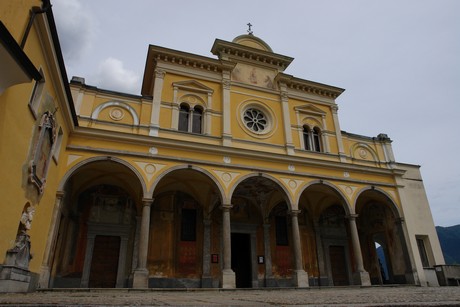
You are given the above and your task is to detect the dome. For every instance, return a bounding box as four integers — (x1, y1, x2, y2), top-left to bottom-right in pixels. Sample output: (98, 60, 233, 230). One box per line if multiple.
(232, 34, 273, 53)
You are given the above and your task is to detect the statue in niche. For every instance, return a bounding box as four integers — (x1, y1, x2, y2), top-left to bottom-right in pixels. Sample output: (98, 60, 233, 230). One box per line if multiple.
(7, 204, 35, 269)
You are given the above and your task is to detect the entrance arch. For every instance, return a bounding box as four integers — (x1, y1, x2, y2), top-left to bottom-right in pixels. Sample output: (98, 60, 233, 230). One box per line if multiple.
(148, 167, 223, 288)
(298, 182, 355, 286)
(230, 175, 298, 288)
(49, 158, 145, 288)
(356, 188, 413, 285)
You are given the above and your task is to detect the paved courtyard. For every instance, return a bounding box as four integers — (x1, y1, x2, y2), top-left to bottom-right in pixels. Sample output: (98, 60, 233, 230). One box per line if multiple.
(1, 286, 460, 306)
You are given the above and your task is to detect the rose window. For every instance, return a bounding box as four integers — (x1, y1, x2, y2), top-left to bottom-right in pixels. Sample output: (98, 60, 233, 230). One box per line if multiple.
(243, 108, 267, 132)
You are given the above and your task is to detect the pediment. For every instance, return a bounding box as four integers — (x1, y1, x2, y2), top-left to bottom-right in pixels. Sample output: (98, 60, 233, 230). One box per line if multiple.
(294, 104, 326, 115)
(173, 80, 213, 93)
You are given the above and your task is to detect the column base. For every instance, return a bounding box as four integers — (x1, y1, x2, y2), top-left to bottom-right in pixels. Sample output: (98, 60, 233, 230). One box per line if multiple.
(406, 270, 420, 285)
(132, 269, 149, 288)
(354, 270, 371, 286)
(220, 269, 235, 289)
(222, 135, 232, 147)
(292, 270, 309, 288)
(265, 276, 277, 287)
(0, 265, 31, 293)
(148, 126, 159, 137)
(201, 275, 213, 288)
(286, 143, 295, 155)
(38, 265, 50, 288)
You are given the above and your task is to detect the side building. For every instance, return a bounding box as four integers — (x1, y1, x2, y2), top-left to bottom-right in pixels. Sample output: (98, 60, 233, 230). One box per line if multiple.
(0, 0, 444, 291)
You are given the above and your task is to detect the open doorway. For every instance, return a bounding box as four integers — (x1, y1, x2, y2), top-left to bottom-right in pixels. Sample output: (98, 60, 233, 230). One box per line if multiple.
(231, 233, 252, 288)
(374, 238, 390, 284)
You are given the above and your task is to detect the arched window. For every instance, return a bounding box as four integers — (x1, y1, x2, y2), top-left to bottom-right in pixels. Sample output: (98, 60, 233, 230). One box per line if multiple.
(303, 125, 312, 151)
(303, 125, 322, 152)
(313, 127, 322, 152)
(178, 103, 190, 132)
(192, 106, 203, 134)
(178, 103, 203, 134)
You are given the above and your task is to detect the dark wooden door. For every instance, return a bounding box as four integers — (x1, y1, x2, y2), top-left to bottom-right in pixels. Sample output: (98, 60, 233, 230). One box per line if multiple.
(329, 245, 349, 286)
(89, 235, 120, 288)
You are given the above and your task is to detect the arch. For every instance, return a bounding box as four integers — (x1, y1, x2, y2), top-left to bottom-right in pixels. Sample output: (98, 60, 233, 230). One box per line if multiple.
(301, 116, 323, 129)
(148, 164, 226, 204)
(232, 34, 274, 53)
(91, 101, 140, 125)
(355, 186, 402, 219)
(178, 93, 206, 108)
(58, 156, 148, 198)
(297, 180, 352, 215)
(229, 173, 294, 209)
(350, 143, 379, 162)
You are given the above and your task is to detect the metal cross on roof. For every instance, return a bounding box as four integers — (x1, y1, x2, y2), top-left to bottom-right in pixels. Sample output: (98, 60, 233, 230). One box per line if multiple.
(247, 23, 253, 35)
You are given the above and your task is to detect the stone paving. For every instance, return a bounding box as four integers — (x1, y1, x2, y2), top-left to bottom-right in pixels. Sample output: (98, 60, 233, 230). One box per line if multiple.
(1, 286, 460, 306)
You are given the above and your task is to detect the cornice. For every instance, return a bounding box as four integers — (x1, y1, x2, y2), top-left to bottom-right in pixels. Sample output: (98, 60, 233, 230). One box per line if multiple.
(70, 126, 406, 178)
(276, 73, 345, 99)
(141, 44, 236, 96)
(66, 144, 402, 189)
(211, 39, 294, 71)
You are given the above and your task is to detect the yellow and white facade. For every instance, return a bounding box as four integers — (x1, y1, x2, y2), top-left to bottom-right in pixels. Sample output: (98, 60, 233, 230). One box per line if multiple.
(0, 0, 444, 292)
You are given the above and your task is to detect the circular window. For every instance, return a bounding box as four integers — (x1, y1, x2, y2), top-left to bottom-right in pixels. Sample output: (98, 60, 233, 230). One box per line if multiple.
(243, 108, 267, 132)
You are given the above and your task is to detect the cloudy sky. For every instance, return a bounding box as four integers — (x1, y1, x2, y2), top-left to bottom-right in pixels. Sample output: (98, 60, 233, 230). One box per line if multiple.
(52, 0, 460, 227)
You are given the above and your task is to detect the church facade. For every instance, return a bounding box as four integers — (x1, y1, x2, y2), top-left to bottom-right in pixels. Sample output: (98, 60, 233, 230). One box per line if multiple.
(0, 0, 444, 292)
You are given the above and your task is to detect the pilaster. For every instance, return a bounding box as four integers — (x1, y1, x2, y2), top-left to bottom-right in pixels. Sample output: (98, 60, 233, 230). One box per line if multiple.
(280, 87, 295, 155)
(38, 191, 64, 288)
(149, 69, 165, 136)
(331, 105, 346, 162)
(222, 73, 232, 146)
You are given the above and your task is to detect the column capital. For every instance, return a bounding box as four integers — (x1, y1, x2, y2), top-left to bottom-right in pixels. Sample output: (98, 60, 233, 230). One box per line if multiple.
(55, 190, 65, 198)
(142, 198, 154, 207)
(222, 79, 231, 90)
(221, 203, 233, 210)
(155, 68, 165, 79)
(347, 214, 359, 220)
(290, 209, 301, 217)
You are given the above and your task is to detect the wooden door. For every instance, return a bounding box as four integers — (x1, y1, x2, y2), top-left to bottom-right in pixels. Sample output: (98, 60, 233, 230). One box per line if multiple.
(89, 235, 120, 288)
(329, 245, 349, 286)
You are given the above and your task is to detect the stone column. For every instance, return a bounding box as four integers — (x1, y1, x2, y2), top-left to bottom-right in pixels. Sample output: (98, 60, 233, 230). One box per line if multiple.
(149, 69, 165, 136)
(290, 210, 309, 287)
(263, 223, 275, 287)
(221, 204, 235, 288)
(348, 214, 371, 286)
(132, 198, 154, 288)
(38, 191, 64, 288)
(201, 219, 213, 287)
(331, 105, 346, 162)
